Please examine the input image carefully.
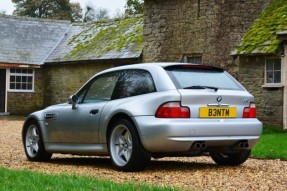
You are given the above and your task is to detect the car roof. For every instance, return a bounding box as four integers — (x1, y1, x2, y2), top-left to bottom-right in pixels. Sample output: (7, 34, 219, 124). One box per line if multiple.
(97, 62, 223, 75)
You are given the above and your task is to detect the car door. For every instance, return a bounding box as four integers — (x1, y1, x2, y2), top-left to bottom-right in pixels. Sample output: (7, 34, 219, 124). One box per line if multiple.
(45, 72, 118, 144)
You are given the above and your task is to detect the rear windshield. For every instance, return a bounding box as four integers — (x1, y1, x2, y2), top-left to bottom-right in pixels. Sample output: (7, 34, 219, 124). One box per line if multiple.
(165, 67, 242, 90)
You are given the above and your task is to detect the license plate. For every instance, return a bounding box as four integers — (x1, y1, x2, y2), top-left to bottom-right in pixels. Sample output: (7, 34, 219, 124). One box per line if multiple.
(199, 107, 236, 118)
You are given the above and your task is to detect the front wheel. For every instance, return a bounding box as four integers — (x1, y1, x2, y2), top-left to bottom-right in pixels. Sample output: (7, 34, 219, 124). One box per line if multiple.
(108, 119, 150, 171)
(210, 150, 251, 166)
(23, 120, 52, 161)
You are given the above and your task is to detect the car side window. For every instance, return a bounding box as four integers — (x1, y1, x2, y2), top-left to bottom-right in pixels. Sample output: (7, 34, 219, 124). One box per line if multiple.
(78, 72, 118, 103)
(112, 69, 156, 99)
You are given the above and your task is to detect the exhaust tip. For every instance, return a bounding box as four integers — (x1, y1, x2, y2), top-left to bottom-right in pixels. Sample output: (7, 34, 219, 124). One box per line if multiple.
(193, 141, 207, 150)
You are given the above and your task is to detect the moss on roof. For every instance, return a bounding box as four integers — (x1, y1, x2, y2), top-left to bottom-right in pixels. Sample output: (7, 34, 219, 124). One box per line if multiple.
(235, 0, 287, 55)
(65, 16, 143, 60)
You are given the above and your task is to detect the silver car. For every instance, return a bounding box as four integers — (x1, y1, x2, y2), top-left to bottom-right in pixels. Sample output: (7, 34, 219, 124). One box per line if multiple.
(22, 63, 262, 171)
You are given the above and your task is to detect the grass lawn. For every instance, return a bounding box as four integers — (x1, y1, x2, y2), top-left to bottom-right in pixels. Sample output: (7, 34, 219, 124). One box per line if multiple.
(251, 126, 287, 160)
(0, 168, 178, 191)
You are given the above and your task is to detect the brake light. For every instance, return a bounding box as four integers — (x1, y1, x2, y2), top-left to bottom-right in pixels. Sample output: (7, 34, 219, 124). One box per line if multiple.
(155, 102, 190, 118)
(243, 103, 256, 118)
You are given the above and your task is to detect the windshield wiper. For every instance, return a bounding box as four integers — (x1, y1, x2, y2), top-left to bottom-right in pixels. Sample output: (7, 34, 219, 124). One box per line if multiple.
(184, 85, 218, 92)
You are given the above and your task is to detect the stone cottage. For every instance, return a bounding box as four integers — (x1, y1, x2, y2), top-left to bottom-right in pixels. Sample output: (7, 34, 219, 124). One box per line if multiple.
(0, 16, 70, 115)
(0, 15, 143, 115)
(233, 0, 287, 129)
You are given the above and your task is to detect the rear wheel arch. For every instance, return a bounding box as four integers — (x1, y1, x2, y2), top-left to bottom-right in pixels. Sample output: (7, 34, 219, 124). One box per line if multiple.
(107, 113, 139, 141)
(107, 116, 151, 171)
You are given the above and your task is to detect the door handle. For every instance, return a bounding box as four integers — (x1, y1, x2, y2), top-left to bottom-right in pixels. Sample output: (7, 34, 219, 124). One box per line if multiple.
(90, 109, 99, 115)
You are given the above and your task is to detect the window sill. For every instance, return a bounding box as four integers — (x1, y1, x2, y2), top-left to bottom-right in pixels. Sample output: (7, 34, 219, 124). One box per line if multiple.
(262, 84, 284, 88)
(8, 90, 35, 93)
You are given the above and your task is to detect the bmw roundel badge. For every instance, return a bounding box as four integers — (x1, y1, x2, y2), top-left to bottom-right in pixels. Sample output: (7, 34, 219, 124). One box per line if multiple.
(216, 96, 222, 102)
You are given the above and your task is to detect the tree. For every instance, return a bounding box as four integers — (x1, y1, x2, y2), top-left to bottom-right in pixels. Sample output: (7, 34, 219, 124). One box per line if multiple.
(125, 0, 144, 15)
(0, 10, 6, 15)
(12, 0, 82, 22)
(83, 2, 110, 22)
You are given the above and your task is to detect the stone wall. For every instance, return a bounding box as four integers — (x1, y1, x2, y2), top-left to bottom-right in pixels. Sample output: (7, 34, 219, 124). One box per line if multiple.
(238, 56, 283, 127)
(143, 0, 274, 74)
(7, 68, 43, 116)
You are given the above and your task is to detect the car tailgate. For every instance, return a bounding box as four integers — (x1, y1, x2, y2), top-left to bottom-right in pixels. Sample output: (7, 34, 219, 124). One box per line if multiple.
(177, 89, 254, 119)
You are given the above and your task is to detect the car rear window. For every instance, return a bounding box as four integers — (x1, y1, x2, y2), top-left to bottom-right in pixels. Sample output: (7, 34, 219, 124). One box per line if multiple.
(165, 65, 243, 90)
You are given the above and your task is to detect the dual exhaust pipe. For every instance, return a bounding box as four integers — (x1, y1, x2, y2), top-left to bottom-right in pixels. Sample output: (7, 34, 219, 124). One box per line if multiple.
(192, 140, 249, 150)
(193, 141, 207, 150)
(238, 141, 249, 148)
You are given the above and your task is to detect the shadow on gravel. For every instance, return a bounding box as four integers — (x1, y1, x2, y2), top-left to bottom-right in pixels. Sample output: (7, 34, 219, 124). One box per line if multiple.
(147, 159, 220, 172)
(48, 157, 114, 170)
(46, 156, 221, 172)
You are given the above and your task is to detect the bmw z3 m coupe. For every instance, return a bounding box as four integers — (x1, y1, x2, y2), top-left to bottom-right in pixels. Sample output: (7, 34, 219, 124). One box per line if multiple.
(22, 63, 262, 171)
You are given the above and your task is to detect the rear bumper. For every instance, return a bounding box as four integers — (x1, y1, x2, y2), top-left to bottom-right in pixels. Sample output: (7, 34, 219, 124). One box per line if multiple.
(133, 116, 262, 152)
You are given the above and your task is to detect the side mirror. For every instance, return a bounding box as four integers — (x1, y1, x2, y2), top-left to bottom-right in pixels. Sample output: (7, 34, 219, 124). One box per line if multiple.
(69, 95, 79, 109)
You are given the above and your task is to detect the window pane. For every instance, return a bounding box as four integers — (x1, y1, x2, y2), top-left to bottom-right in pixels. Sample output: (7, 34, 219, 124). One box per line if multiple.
(28, 84, 32, 90)
(22, 76, 27, 82)
(274, 60, 281, 70)
(22, 83, 27, 90)
(84, 72, 118, 102)
(16, 83, 21, 89)
(187, 57, 202, 65)
(274, 71, 281, 83)
(266, 62, 273, 71)
(16, 76, 21, 82)
(10, 83, 15, 89)
(10, 76, 15, 82)
(167, 68, 241, 90)
(28, 76, 33, 83)
(266, 71, 274, 83)
(113, 70, 156, 99)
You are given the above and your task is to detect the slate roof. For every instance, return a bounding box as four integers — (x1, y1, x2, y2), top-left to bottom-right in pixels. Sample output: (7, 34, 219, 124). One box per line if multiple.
(46, 16, 143, 63)
(232, 0, 287, 55)
(0, 15, 143, 66)
(0, 15, 71, 65)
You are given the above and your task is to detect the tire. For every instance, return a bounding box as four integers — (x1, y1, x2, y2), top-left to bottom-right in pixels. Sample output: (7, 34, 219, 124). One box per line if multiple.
(108, 119, 151, 172)
(23, 120, 52, 161)
(210, 150, 251, 166)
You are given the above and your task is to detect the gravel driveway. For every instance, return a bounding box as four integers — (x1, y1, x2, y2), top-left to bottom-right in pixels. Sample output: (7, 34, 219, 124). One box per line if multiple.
(1, 116, 287, 190)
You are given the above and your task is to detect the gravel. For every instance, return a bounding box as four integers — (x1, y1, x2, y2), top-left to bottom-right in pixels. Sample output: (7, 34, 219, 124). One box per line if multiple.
(1, 117, 287, 190)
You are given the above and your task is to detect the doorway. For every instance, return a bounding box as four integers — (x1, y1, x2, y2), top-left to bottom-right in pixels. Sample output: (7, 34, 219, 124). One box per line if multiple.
(0, 69, 6, 112)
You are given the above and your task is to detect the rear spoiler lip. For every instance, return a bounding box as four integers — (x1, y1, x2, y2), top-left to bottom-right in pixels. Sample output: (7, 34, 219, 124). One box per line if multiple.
(163, 64, 224, 72)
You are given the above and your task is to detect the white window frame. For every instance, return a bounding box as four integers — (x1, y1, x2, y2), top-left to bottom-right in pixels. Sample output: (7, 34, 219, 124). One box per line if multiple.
(263, 58, 284, 88)
(8, 68, 35, 92)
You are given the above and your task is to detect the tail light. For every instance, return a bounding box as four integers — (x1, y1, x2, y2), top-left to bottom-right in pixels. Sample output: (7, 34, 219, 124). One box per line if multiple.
(243, 103, 256, 118)
(155, 102, 190, 118)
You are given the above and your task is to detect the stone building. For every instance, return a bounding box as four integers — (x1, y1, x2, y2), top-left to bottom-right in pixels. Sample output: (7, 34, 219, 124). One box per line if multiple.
(0, 16, 70, 115)
(233, 0, 287, 129)
(0, 15, 143, 115)
(143, 0, 274, 74)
